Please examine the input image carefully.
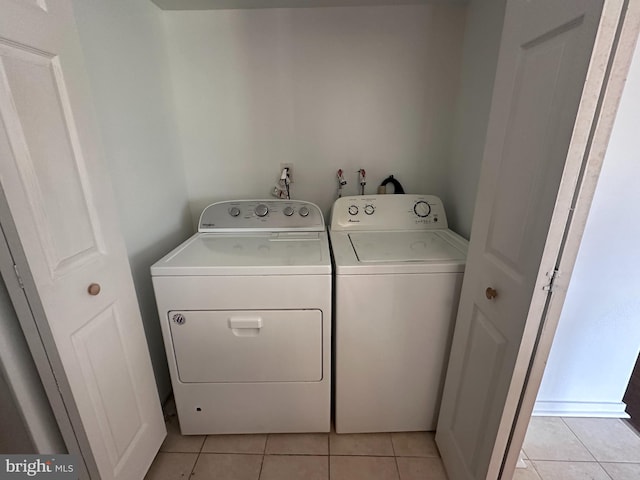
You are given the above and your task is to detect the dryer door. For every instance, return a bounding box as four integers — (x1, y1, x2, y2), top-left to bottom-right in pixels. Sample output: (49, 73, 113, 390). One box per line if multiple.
(168, 310, 323, 383)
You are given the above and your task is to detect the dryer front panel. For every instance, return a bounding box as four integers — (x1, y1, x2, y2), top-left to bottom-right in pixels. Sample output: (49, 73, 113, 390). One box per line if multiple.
(168, 309, 323, 383)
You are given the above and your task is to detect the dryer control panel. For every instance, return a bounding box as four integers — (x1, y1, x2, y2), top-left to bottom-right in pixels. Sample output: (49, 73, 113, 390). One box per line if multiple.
(199, 200, 325, 232)
(330, 195, 447, 231)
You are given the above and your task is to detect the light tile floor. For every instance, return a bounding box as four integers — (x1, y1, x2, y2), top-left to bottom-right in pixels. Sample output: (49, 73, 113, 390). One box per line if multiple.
(516, 417, 640, 480)
(146, 408, 640, 480)
(146, 414, 446, 480)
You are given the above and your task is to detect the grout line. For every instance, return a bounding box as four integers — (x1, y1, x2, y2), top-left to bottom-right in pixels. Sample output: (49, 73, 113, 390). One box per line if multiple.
(330, 454, 398, 457)
(595, 461, 615, 480)
(595, 461, 640, 464)
(389, 433, 401, 480)
(197, 452, 268, 456)
(188, 452, 200, 478)
(528, 459, 546, 480)
(393, 455, 401, 479)
(257, 454, 265, 480)
(527, 459, 606, 464)
(389, 433, 396, 457)
(189, 434, 206, 479)
(330, 454, 397, 457)
(558, 417, 598, 462)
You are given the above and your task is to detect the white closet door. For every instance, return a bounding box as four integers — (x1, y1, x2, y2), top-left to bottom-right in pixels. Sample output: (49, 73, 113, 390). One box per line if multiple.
(436, 0, 610, 479)
(0, 1, 165, 479)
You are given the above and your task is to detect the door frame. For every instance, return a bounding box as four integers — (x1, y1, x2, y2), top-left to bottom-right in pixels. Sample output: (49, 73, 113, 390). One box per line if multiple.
(496, 0, 640, 477)
(0, 184, 96, 480)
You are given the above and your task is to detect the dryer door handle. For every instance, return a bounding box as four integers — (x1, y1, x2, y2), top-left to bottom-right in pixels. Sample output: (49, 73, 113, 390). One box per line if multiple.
(228, 317, 263, 337)
(228, 317, 263, 329)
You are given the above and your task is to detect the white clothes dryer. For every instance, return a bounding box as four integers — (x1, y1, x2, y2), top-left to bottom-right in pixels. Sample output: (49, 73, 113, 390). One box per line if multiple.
(151, 200, 331, 434)
(329, 194, 468, 433)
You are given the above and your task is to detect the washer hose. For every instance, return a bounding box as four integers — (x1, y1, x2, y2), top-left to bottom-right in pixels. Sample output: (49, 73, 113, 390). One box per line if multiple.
(379, 175, 405, 194)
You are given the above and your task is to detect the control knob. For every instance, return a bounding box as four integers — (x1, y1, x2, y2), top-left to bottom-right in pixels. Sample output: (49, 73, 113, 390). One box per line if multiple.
(413, 201, 431, 218)
(348, 205, 358, 216)
(299, 206, 310, 217)
(254, 204, 269, 217)
(229, 207, 241, 217)
(283, 206, 294, 217)
(364, 204, 375, 215)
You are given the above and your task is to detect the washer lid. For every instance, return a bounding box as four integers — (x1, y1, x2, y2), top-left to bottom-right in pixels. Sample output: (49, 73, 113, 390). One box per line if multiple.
(349, 231, 466, 263)
(151, 232, 331, 276)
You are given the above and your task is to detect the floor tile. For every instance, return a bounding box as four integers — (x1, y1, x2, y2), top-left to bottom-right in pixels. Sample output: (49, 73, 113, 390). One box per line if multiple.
(192, 453, 262, 480)
(202, 434, 267, 454)
(396, 457, 447, 480)
(260, 455, 328, 480)
(330, 432, 394, 456)
(160, 416, 206, 453)
(513, 460, 542, 480)
(265, 433, 328, 455)
(522, 417, 594, 461)
(563, 418, 640, 462)
(144, 452, 198, 480)
(531, 461, 610, 480)
(330, 456, 399, 480)
(600, 463, 640, 480)
(391, 432, 439, 457)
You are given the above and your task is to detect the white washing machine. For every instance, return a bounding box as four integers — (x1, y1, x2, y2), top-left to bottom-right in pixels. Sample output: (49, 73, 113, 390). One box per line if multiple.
(151, 200, 331, 434)
(329, 194, 468, 433)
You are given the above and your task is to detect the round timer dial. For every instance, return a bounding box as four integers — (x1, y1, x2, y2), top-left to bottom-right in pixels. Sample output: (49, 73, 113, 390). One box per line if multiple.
(254, 204, 269, 217)
(413, 201, 431, 218)
(364, 204, 375, 215)
(348, 205, 358, 216)
(228, 207, 241, 217)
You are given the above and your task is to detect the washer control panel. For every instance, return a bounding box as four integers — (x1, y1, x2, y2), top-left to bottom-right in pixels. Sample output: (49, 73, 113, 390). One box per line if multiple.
(199, 200, 325, 232)
(331, 195, 447, 231)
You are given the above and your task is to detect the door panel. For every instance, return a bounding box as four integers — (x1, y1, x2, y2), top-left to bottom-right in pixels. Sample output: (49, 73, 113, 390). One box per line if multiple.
(0, 2, 165, 479)
(450, 307, 506, 468)
(0, 43, 103, 276)
(486, 21, 582, 271)
(71, 305, 145, 467)
(436, 1, 605, 479)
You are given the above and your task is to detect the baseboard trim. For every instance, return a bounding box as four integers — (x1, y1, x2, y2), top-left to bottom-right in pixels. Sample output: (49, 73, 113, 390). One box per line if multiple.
(533, 400, 629, 418)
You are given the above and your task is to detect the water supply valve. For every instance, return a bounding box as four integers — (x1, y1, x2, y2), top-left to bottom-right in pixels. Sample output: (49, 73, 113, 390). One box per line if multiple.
(358, 168, 366, 195)
(337, 169, 347, 198)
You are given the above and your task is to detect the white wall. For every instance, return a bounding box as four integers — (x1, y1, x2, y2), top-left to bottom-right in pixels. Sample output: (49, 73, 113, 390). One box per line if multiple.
(534, 37, 640, 417)
(71, 0, 192, 399)
(444, 0, 506, 239)
(163, 5, 466, 223)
